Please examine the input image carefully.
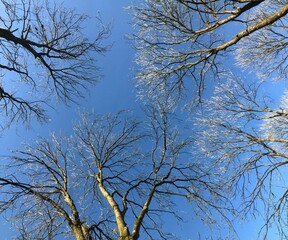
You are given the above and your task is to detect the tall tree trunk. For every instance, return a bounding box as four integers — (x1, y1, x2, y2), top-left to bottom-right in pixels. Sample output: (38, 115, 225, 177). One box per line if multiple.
(72, 225, 92, 240)
(118, 225, 135, 240)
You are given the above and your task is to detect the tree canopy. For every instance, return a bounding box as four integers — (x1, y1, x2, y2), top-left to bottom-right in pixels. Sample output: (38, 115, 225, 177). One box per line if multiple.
(0, 0, 108, 127)
(195, 75, 288, 239)
(131, 0, 288, 238)
(0, 107, 232, 239)
(1, 0, 288, 239)
(131, 0, 288, 103)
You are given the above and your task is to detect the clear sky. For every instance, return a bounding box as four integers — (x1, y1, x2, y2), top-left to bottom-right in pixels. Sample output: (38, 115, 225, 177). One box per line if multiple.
(0, 1, 283, 239)
(0, 0, 139, 238)
(1, 0, 138, 151)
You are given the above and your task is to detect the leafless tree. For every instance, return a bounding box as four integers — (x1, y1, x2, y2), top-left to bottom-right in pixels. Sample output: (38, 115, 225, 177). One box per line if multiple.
(0, 0, 109, 126)
(0, 104, 233, 239)
(130, 0, 288, 103)
(196, 73, 288, 239)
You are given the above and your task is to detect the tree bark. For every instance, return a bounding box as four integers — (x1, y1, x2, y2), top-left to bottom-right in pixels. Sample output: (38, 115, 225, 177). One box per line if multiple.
(119, 235, 134, 240)
(72, 225, 92, 240)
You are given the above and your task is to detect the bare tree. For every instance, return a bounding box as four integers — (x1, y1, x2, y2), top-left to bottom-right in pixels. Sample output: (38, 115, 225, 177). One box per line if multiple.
(0, 105, 233, 239)
(0, 0, 109, 126)
(196, 74, 288, 239)
(130, 0, 288, 103)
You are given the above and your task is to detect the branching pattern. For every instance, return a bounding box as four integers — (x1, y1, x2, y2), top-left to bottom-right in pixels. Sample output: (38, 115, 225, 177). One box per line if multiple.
(131, 0, 288, 103)
(0, 0, 109, 126)
(0, 107, 233, 239)
(196, 74, 288, 239)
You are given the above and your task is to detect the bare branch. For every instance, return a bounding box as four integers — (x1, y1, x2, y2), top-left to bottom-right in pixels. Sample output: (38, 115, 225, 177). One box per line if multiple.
(0, 0, 109, 127)
(196, 74, 288, 239)
(0, 108, 234, 239)
(131, 0, 288, 104)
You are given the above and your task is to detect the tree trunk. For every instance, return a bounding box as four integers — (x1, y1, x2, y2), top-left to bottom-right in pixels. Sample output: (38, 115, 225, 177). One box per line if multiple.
(72, 225, 92, 240)
(118, 225, 136, 240)
(119, 236, 134, 240)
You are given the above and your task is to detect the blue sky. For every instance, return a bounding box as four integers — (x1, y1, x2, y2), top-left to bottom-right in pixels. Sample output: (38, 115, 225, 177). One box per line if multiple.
(0, 1, 284, 239)
(0, 0, 138, 238)
(1, 0, 137, 150)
